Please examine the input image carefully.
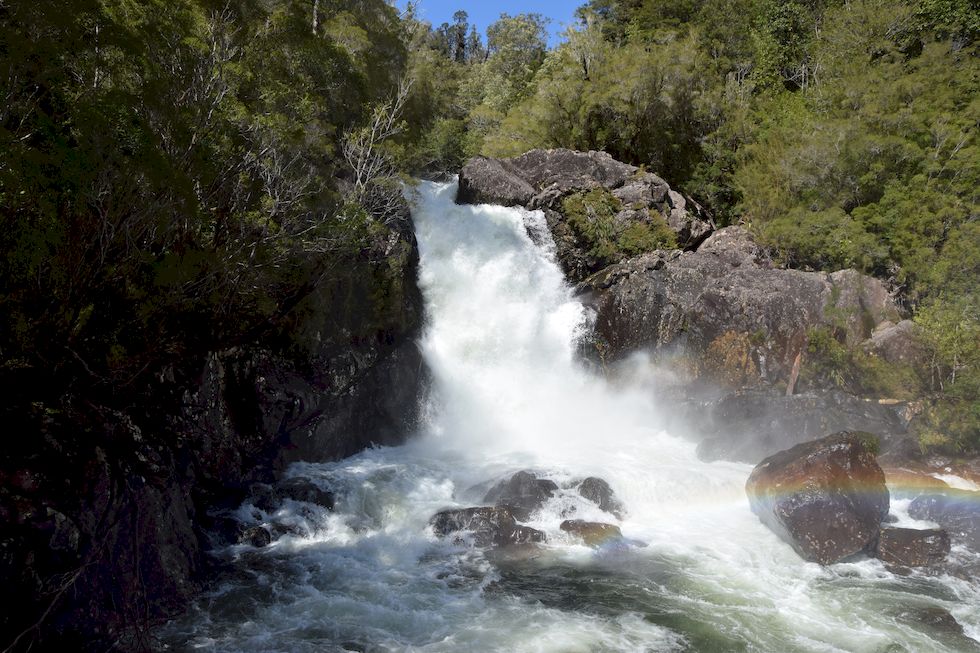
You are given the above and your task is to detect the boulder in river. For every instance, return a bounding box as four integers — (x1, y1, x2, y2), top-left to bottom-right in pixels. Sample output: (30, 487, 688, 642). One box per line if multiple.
(576, 477, 624, 519)
(908, 491, 980, 551)
(238, 526, 272, 548)
(874, 527, 950, 567)
(484, 471, 558, 521)
(745, 431, 890, 565)
(430, 507, 546, 547)
(560, 520, 623, 547)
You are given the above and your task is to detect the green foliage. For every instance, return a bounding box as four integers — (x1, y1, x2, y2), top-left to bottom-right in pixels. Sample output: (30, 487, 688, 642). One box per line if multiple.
(561, 188, 676, 268)
(0, 0, 414, 406)
(801, 327, 924, 399)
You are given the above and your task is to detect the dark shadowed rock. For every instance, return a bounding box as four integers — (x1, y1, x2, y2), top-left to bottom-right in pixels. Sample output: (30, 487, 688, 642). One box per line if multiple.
(238, 526, 272, 548)
(908, 491, 980, 551)
(693, 390, 910, 465)
(277, 478, 334, 510)
(430, 507, 546, 547)
(874, 527, 950, 567)
(560, 520, 623, 547)
(484, 471, 559, 521)
(580, 227, 901, 390)
(576, 477, 624, 518)
(746, 431, 890, 565)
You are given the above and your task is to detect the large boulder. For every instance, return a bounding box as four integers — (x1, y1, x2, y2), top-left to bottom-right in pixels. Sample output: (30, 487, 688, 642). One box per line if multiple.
(430, 507, 546, 547)
(746, 431, 890, 564)
(484, 471, 558, 521)
(580, 227, 901, 391)
(457, 149, 714, 280)
(874, 527, 950, 567)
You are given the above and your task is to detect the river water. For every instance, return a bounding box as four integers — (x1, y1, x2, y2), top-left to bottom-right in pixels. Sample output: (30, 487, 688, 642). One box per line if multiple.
(162, 181, 980, 652)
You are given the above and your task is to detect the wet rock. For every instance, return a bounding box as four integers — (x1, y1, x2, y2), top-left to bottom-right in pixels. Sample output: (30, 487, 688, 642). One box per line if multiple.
(904, 607, 965, 636)
(277, 478, 334, 510)
(908, 491, 980, 551)
(238, 526, 272, 548)
(874, 527, 950, 567)
(560, 520, 623, 547)
(457, 149, 713, 281)
(430, 507, 546, 547)
(693, 390, 910, 465)
(484, 471, 558, 521)
(580, 227, 901, 391)
(746, 431, 890, 565)
(576, 477, 624, 519)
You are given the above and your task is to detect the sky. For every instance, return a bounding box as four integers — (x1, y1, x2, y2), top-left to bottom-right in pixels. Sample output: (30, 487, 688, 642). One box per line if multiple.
(397, 0, 580, 46)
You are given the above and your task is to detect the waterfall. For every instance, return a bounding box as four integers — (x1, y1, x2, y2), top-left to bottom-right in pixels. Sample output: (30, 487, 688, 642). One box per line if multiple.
(161, 181, 980, 652)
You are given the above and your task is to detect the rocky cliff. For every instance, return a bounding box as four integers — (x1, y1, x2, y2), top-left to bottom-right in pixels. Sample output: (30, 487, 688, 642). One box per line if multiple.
(457, 149, 917, 464)
(0, 216, 427, 651)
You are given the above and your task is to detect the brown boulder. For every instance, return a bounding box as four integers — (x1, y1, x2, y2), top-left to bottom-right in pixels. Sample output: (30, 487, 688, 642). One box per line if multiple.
(874, 527, 950, 567)
(746, 431, 890, 565)
(560, 520, 623, 547)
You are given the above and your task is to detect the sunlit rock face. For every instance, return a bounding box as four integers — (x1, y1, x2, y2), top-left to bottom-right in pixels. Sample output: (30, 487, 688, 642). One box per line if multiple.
(746, 431, 890, 565)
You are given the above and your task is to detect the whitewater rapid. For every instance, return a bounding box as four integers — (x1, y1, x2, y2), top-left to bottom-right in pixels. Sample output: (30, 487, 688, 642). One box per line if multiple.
(162, 181, 980, 652)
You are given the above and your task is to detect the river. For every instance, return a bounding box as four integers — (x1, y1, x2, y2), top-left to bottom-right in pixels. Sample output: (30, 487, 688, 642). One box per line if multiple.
(161, 180, 980, 652)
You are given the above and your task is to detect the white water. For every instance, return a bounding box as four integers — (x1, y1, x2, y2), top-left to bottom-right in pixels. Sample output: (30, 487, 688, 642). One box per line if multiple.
(163, 181, 980, 652)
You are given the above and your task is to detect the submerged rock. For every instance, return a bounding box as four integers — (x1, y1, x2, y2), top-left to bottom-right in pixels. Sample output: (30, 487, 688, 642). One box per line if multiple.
(874, 527, 950, 567)
(484, 471, 558, 521)
(238, 526, 272, 548)
(576, 477, 624, 519)
(746, 431, 890, 565)
(430, 507, 546, 547)
(560, 520, 623, 547)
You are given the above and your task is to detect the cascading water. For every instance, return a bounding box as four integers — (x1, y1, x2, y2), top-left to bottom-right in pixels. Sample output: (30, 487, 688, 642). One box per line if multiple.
(162, 181, 979, 652)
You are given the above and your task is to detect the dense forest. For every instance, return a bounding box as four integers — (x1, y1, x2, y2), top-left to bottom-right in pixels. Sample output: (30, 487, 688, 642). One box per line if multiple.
(0, 0, 976, 470)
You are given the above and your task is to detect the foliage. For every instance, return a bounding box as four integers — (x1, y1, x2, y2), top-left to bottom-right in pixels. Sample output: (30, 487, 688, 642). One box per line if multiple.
(561, 188, 676, 268)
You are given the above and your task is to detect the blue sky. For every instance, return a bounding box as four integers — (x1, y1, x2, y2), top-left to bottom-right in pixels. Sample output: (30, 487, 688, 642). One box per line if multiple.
(398, 1, 580, 46)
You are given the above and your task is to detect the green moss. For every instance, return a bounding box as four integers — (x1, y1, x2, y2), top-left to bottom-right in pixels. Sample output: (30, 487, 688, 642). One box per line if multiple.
(561, 188, 677, 269)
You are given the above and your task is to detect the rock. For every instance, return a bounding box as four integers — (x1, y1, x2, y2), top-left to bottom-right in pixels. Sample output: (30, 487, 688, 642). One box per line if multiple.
(238, 526, 272, 548)
(580, 227, 902, 391)
(874, 527, 950, 567)
(908, 491, 980, 551)
(484, 471, 558, 521)
(456, 149, 713, 281)
(863, 320, 929, 368)
(745, 431, 890, 565)
(560, 520, 623, 547)
(576, 477, 624, 518)
(430, 507, 546, 547)
(902, 607, 965, 636)
(692, 390, 910, 465)
(276, 478, 334, 510)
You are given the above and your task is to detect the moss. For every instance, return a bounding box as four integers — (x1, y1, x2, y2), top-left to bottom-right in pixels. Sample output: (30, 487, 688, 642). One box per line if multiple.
(561, 188, 677, 269)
